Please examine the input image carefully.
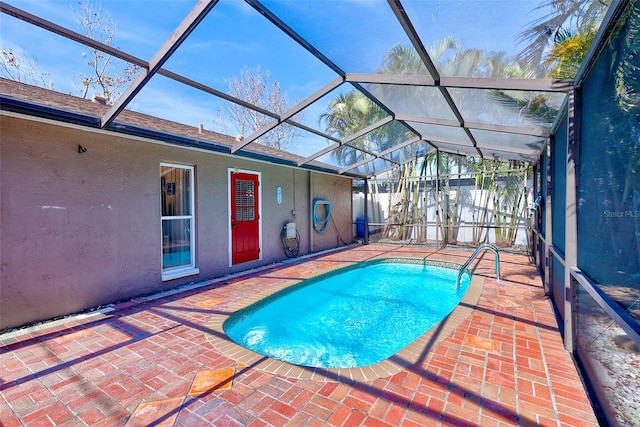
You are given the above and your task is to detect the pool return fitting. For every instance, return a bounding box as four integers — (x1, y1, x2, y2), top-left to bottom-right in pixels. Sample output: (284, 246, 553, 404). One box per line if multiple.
(456, 243, 501, 288)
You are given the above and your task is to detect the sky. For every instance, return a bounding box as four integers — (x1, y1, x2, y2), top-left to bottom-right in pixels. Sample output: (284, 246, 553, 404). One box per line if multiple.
(1, 0, 560, 158)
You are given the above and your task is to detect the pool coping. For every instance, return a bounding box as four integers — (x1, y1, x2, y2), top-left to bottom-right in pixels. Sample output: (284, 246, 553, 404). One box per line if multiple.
(205, 258, 484, 382)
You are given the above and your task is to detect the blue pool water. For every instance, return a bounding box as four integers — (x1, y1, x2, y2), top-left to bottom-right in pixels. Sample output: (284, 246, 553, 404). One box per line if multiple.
(224, 260, 470, 368)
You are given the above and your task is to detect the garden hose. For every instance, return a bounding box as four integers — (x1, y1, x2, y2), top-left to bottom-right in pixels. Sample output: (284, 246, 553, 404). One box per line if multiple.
(312, 199, 331, 233)
(281, 225, 300, 258)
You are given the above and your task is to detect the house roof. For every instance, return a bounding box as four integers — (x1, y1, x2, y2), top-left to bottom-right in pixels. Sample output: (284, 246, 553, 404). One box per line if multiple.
(0, 78, 344, 175)
(0, 0, 621, 178)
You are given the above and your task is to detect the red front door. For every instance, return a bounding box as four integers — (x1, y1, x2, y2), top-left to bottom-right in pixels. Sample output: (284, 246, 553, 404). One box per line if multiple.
(231, 172, 260, 264)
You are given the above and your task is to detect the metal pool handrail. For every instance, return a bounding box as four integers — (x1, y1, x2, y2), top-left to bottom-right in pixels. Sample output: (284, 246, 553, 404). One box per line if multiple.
(457, 243, 501, 287)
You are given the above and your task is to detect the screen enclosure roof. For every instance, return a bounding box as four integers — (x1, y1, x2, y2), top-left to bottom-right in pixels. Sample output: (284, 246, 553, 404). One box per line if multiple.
(0, 0, 617, 178)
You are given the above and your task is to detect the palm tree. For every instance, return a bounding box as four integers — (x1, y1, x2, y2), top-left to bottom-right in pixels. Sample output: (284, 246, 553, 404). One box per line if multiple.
(380, 43, 429, 74)
(321, 39, 537, 245)
(482, 51, 532, 79)
(377, 40, 526, 244)
(431, 152, 465, 245)
(375, 38, 485, 120)
(486, 49, 562, 126)
(517, 0, 611, 76)
(544, 26, 599, 79)
(319, 91, 385, 166)
(491, 165, 528, 247)
(319, 91, 394, 233)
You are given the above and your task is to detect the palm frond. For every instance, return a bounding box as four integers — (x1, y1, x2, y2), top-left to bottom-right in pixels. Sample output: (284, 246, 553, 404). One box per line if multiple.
(613, 1, 640, 112)
(516, 0, 610, 76)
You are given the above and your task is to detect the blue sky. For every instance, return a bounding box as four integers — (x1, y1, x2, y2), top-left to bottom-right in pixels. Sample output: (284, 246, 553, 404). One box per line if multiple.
(1, 0, 556, 156)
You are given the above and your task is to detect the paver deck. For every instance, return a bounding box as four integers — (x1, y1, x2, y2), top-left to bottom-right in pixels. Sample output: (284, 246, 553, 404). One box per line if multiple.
(0, 243, 599, 426)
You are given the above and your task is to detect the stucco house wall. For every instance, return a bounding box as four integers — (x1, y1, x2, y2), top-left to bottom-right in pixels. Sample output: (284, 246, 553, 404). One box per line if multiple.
(310, 174, 353, 252)
(0, 113, 353, 330)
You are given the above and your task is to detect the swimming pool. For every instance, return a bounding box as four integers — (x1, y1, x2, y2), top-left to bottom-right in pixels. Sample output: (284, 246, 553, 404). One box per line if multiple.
(223, 258, 471, 369)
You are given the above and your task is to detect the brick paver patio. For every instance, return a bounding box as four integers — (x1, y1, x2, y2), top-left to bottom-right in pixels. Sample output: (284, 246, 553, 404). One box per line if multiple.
(0, 244, 599, 426)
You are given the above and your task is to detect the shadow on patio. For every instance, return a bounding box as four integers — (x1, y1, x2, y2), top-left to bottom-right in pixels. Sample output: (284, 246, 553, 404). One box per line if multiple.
(0, 243, 598, 426)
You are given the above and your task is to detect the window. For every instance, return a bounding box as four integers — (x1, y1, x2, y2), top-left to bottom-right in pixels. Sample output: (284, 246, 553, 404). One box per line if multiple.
(160, 163, 198, 280)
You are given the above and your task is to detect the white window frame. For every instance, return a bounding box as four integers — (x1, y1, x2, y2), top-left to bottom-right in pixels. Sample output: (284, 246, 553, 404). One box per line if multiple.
(161, 162, 199, 281)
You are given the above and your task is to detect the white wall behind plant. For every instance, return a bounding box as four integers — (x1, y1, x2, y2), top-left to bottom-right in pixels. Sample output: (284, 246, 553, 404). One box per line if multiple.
(353, 181, 534, 247)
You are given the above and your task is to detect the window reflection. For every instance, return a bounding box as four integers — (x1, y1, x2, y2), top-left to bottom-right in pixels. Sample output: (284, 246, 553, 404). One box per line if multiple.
(160, 164, 194, 271)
